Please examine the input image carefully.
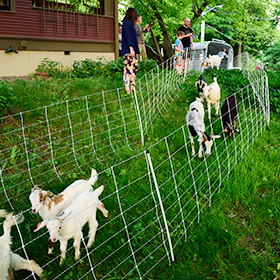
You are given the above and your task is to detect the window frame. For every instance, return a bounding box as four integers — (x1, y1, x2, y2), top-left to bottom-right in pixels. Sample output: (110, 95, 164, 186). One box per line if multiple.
(0, 0, 16, 13)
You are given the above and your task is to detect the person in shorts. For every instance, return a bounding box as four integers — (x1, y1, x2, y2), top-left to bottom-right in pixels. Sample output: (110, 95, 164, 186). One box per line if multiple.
(178, 17, 194, 72)
(174, 31, 185, 74)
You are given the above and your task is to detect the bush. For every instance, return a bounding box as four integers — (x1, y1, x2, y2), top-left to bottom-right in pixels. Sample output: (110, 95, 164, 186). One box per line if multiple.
(266, 71, 280, 114)
(0, 81, 13, 117)
(36, 57, 158, 80)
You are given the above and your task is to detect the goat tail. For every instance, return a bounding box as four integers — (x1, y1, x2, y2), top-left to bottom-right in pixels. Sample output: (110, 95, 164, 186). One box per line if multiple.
(213, 77, 217, 83)
(3, 212, 24, 237)
(0, 209, 8, 218)
(93, 185, 104, 198)
(87, 168, 98, 186)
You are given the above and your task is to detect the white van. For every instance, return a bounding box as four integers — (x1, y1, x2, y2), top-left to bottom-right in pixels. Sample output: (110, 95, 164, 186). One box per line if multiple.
(189, 38, 234, 71)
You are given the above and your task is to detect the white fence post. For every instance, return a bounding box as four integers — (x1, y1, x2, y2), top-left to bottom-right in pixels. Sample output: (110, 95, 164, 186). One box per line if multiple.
(145, 149, 175, 263)
(133, 88, 144, 146)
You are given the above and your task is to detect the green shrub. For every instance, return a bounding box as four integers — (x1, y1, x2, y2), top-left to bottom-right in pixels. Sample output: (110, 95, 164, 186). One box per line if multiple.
(0, 81, 13, 117)
(36, 57, 158, 80)
(266, 71, 280, 114)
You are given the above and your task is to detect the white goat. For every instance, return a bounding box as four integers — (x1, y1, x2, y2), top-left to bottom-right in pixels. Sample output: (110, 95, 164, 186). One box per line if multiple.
(201, 55, 223, 70)
(202, 77, 221, 120)
(0, 210, 43, 279)
(29, 168, 99, 257)
(186, 98, 220, 158)
(35, 186, 108, 265)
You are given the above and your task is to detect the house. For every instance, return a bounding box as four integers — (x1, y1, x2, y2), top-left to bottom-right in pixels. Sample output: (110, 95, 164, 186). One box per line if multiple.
(0, 0, 119, 77)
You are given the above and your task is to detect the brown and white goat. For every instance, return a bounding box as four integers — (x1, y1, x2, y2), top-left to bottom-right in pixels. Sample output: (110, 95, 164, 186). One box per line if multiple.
(202, 77, 221, 120)
(35, 186, 108, 265)
(201, 55, 223, 70)
(29, 168, 99, 258)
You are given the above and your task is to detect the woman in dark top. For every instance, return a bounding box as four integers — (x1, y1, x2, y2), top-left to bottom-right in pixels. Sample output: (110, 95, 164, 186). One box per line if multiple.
(121, 7, 140, 94)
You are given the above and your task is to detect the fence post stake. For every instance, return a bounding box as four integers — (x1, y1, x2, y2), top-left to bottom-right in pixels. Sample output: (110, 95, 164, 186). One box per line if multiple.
(146, 149, 175, 262)
(133, 88, 144, 146)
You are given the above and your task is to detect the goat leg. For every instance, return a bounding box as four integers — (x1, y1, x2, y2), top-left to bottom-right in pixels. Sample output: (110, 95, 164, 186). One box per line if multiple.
(59, 239, 68, 265)
(198, 143, 203, 158)
(10, 253, 43, 278)
(47, 238, 55, 258)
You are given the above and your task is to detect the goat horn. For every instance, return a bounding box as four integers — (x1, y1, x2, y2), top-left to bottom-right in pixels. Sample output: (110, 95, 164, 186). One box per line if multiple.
(199, 130, 208, 140)
(226, 122, 232, 130)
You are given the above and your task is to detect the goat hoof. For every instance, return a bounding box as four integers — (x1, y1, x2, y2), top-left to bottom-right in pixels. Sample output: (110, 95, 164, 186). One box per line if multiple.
(46, 254, 53, 259)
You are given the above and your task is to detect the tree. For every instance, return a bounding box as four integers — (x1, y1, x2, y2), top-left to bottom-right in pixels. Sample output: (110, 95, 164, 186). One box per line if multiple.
(124, 0, 280, 63)
(198, 0, 280, 57)
(264, 42, 280, 70)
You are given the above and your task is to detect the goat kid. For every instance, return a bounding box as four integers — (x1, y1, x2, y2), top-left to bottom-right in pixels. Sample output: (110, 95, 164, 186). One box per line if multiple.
(0, 210, 43, 279)
(203, 77, 221, 120)
(29, 168, 99, 258)
(34, 186, 108, 265)
(186, 98, 220, 158)
(221, 94, 239, 137)
(195, 74, 207, 100)
(201, 55, 223, 70)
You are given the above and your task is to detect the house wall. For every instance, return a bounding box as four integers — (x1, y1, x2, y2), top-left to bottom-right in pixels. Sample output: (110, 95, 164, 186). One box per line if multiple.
(0, 0, 119, 77)
(0, 50, 115, 77)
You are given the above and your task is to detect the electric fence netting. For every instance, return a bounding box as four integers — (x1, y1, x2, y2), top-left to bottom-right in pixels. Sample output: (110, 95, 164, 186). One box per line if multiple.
(0, 52, 269, 279)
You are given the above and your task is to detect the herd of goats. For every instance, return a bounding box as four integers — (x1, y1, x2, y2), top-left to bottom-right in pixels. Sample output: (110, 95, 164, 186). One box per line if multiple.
(0, 66, 241, 279)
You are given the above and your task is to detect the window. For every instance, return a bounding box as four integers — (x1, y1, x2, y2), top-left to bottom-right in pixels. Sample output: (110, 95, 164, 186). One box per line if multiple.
(32, 0, 104, 15)
(0, 0, 15, 12)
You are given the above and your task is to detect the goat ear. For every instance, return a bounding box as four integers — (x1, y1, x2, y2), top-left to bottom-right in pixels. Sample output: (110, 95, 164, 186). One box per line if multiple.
(46, 191, 53, 197)
(32, 185, 40, 192)
(34, 221, 47, 232)
(59, 211, 71, 222)
(212, 135, 221, 139)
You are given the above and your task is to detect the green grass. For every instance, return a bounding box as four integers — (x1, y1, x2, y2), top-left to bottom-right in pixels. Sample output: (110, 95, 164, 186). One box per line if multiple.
(0, 68, 277, 280)
(155, 119, 280, 280)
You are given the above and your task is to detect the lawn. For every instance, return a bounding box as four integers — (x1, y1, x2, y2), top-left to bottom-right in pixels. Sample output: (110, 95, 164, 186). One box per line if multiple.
(0, 66, 279, 280)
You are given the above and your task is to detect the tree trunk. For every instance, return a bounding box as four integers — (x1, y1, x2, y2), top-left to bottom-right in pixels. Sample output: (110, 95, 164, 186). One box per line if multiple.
(149, 3, 174, 60)
(191, 0, 211, 23)
(150, 27, 163, 62)
(145, 44, 161, 62)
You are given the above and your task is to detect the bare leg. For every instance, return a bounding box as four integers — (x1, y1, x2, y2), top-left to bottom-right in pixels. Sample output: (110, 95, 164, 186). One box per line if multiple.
(184, 58, 189, 73)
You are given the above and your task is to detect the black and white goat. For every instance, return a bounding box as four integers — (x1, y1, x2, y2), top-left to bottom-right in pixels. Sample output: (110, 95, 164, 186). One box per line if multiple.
(186, 98, 221, 158)
(221, 94, 239, 137)
(0, 210, 43, 279)
(195, 74, 207, 99)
